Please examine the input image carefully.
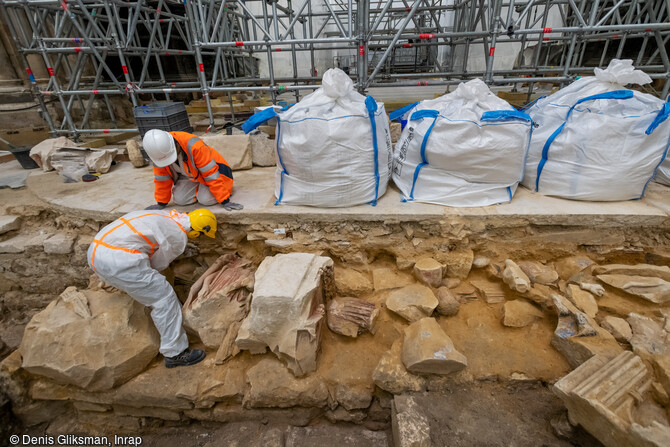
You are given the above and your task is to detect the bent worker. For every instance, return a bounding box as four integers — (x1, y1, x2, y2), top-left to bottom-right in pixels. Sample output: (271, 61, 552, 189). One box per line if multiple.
(142, 129, 243, 211)
(87, 208, 217, 368)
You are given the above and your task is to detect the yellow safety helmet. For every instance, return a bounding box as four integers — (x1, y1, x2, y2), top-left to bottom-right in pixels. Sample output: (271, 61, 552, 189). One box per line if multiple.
(187, 208, 217, 239)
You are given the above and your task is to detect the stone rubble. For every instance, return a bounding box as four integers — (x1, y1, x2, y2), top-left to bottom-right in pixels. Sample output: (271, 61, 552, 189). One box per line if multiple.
(372, 267, 414, 291)
(0, 215, 21, 235)
(386, 284, 438, 322)
(373, 340, 427, 395)
(412, 257, 444, 287)
(472, 256, 490, 269)
(236, 253, 333, 376)
(334, 268, 373, 297)
(599, 315, 632, 342)
(435, 287, 460, 316)
(502, 300, 544, 327)
(249, 131, 276, 167)
(19, 288, 159, 391)
(550, 294, 621, 368)
(401, 317, 467, 375)
(597, 274, 670, 304)
(593, 264, 670, 282)
(42, 233, 76, 255)
(518, 261, 559, 285)
(470, 279, 506, 303)
(327, 297, 379, 338)
(566, 284, 598, 318)
(579, 282, 605, 297)
(182, 253, 255, 350)
(502, 259, 531, 293)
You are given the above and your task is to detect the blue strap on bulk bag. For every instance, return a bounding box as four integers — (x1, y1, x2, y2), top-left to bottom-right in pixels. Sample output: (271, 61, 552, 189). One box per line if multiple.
(390, 101, 420, 130)
(481, 110, 532, 123)
(242, 107, 278, 134)
(646, 101, 670, 135)
(405, 109, 440, 201)
(365, 96, 381, 206)
(535, 90, 634, 192)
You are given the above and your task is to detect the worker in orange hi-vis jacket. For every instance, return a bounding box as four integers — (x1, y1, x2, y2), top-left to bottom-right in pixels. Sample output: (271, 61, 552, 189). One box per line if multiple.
(142, 129, 244, 211)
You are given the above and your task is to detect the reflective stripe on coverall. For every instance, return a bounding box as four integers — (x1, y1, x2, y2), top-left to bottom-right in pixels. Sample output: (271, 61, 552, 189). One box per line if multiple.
(87, 210, 191, 357)
(153, 131, 234, 205)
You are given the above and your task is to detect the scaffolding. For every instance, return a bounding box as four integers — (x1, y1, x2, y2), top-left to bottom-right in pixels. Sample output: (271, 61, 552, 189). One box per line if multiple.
(1, 0, 669, 137)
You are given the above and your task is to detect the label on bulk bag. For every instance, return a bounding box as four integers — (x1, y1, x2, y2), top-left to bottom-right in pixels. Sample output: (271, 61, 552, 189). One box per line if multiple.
(393, 127, 414, 176)
(384, 127, 393, 173)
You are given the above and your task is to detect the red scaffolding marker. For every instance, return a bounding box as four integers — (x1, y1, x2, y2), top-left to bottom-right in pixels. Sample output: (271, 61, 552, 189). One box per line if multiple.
(199, 63, 205, 72)
(74, 46, 82, 53)
(275, 48, 282, 52)
(47, 67, 55, 77)
(543, 37, 550, 41)
(235, 41, 244, 47)
(103, 129, 110, 134)
(489, 47, 496, 56)
(402, 43, 413, 48)
(359, 46, 365, 55)
(542, 27, 552, 34)
(419, 33, 434, 39)
(92, 89, 99, 94)
(122, 65, 128, 74)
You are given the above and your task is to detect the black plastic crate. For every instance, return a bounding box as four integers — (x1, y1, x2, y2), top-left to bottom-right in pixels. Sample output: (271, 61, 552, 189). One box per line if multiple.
(134, 102, 193, 137)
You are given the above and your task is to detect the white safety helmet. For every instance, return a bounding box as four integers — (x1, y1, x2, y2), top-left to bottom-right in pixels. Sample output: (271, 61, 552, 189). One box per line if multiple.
(142, 129, 177, 167)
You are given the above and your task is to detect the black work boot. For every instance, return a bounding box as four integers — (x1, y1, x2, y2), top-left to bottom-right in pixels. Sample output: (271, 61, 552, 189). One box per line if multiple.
(164, 348, 206, 368)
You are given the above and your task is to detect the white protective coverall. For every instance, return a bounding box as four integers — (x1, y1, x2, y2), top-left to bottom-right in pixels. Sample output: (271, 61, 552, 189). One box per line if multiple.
(87, 209, 191, 357)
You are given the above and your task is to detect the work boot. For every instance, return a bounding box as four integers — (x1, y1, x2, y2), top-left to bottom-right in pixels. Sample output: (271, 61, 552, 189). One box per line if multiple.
(164, 348, 206, 368)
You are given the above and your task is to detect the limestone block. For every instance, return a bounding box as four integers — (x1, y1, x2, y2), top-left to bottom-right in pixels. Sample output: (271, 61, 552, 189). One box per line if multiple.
(327, 297, 378, 338)
(244, 356, 329, 408)
(236, 253, 333, 376)
(522, 284, 555, 309)
(503, 300, 544, 327)
(126, 140, 147, 168)
(472, 256, 491, 269)
(386, 284, 438, 322)
(402, 317, 467, 375)
(20, 289, 159, 391)
(518, 261, 559, 285)
(29, 136, 76, 171)
(392, 395, 431, 447)
(334, 267, 373, 297)
(438, 248, 473, 279)
(182, 254, 254, 349)
(627, 313, 669, 360)
(250, 131, 276, 166)
(553, 256, 594, 280)
(390, 121, 402, 145)
(597, 274, 670, 304)
(553, 351, 668, 447)
(502, 259, 531, 293)
(0, 234, 31, 253)
(413, 258, 444, 287)
(0, 215, 21, 235)
(435, 287, 460, 316)
(471, 279, 506, 304)
(373, 340, 426, 395)
(334, 383, 373, 411)
(566, 284, 598, 318)
(43, 233, 75, 255)
(600, 316, 632, 342)
(372, 267, 414, 291)
(451, 282, 478, 303)
(593, 264, 670, 282)
(202, 134, 252, 171)
(550, 294, 621, 368)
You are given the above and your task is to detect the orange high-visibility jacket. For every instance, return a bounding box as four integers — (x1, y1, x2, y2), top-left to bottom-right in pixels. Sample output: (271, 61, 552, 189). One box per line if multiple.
(152, 131, 233, 204)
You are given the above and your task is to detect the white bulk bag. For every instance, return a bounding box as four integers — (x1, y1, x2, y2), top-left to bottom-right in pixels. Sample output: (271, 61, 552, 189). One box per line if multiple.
(242, 68, 392, 207)
(390, 79, 532, 207)
(522, 59, 670, 201)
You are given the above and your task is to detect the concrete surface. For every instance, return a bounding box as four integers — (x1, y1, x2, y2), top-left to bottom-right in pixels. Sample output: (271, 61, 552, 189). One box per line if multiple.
(4, 160, 670, 225)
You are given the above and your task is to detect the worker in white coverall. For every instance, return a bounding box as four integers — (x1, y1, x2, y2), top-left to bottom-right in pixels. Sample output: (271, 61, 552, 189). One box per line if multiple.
(87, 208, 217, 368)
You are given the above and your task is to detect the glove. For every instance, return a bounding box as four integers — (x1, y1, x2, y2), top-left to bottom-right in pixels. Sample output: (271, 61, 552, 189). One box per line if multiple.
(221, 200, 244, 211)
(145, 203, 167, 210)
